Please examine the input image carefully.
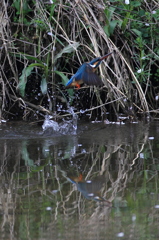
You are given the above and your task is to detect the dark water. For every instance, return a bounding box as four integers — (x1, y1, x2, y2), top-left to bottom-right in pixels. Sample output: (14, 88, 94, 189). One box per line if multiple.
(0, 120, 159, 240)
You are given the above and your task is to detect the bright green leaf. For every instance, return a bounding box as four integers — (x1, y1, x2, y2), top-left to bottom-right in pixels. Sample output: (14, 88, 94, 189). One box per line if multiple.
(29, 63, 47, 69)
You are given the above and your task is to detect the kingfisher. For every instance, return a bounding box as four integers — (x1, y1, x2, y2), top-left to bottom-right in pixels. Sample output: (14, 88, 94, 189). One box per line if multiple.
(65, 52, 113, 89)
(68, 174, 111, 204)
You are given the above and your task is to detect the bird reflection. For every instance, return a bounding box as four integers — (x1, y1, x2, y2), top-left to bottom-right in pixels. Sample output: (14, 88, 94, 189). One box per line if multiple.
(68, 174, 110, 203)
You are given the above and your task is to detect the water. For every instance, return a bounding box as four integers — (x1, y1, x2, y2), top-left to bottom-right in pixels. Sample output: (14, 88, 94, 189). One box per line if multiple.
(0, 120, 159, 240)
(42, 106, 78, 135)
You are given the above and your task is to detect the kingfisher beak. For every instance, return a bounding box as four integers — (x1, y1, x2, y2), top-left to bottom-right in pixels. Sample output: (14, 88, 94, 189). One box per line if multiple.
(100, 52, 113, 61)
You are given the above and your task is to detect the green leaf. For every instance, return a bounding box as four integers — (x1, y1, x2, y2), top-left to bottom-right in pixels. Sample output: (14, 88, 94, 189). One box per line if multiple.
(12, 52, 43, 63)
(55, 70, 69, 85)
(21, 141, 34, 167)
(117, 19, 123, 28)
(54, 42, 80, 62)
(55, 70, 74, 97)
(17, 66, 34, 97)
(104, 25, 110, 37)
(17, 63, 47, 97)
(132, 1, 141, 7)
(40, 76, 47, 95)
(29, 63, 47, 69)
(104, 7, 116, 23)
(12, 0, 20, 12)
(109, 20, 119, 35)
(131, 29, 142, 37)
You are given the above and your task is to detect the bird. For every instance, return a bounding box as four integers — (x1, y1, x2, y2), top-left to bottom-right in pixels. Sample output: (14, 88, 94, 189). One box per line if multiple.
(65, 52, 113, 89)
(68, 174, 111, 203)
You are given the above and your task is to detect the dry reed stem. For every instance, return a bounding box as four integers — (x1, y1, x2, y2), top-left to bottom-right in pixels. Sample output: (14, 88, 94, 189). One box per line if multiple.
(66, 0, 149, 115)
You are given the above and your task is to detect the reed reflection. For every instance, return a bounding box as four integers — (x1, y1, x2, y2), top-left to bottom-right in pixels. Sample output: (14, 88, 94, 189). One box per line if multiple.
(0, 121, 158, 240)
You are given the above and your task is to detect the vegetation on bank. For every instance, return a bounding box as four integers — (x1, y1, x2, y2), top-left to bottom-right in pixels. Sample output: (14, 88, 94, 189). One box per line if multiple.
(0, 0, 159, 122)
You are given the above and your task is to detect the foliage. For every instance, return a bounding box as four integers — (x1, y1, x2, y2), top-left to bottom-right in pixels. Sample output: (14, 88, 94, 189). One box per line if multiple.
(0, 0, 159, 121)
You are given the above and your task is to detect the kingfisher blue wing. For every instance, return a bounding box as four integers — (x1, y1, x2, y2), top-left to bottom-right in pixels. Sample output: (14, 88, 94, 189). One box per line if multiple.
(66, 63, 103, 88)
(81, 63, 104, 86)
(65, 75, 76, 88)
(66, 63, 88, 89)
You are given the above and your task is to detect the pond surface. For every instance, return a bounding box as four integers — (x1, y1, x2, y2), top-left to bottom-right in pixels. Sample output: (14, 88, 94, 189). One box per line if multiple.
(0, 120, 159, 240)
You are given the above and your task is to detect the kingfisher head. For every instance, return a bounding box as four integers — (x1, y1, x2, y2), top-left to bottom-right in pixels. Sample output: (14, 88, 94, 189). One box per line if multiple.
(89, 52, 113, 69)
(89, 57, 101, 69)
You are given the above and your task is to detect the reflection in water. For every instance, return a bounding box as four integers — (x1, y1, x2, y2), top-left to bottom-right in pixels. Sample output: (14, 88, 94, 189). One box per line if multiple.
(0, 121, 159, 239)
(68, 174, 111, 204)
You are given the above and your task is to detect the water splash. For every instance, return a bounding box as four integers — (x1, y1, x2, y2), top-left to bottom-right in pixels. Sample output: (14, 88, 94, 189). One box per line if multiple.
(42, 106, 78, 135)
